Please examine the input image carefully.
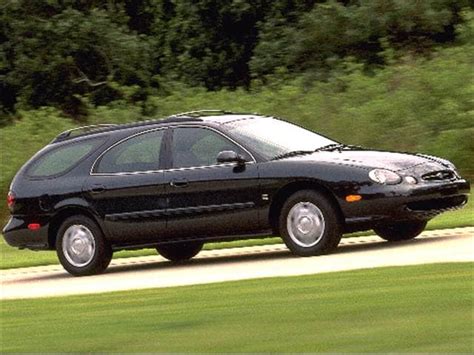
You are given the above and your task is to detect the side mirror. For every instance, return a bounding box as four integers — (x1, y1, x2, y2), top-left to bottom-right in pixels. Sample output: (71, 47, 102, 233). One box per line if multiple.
(217, 150, 247, 165)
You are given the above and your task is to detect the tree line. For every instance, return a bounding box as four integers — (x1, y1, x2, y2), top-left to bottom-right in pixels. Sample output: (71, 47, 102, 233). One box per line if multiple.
(1, 0, 472, 120)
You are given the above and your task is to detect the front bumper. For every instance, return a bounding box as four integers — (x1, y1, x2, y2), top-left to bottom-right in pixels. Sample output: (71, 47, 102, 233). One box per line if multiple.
(3, 215, 51, 250)
(342, 179, 470, 227)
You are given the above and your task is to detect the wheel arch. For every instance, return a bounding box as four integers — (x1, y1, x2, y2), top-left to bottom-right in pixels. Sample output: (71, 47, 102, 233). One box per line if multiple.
(268, 180, 344, 232)
(47, 206, 106, 250)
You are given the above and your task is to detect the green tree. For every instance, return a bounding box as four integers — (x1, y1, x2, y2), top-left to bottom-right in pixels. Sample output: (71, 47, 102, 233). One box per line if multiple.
(250, 0, 472, 80)
(1, 0, 151, 118)
(154, 0, 270, 89)
(1, 0, 472, 120)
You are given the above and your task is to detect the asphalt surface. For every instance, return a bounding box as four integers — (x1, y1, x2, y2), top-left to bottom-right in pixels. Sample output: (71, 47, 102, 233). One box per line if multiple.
(1, 227, 473, 300)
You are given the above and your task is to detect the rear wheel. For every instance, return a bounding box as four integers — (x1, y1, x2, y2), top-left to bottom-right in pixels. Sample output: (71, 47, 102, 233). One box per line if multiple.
(374, 220, 427, 242)
(156, 241, 203, 262)
(279, 190, 342, 256)
(56, 215, 112, 276)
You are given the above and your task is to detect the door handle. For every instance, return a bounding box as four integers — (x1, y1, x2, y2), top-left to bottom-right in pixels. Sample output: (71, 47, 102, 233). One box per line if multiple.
(90, 184, 106, 194)
(170, 179, 189, 188)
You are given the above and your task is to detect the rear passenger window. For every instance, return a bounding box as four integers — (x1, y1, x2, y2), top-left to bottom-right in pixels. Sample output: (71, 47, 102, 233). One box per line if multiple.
(96, 130, 164, 173)
(28, 138, 103, 177)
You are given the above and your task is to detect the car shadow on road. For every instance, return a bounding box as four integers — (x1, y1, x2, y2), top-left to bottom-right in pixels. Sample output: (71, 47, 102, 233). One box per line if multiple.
(106, 234, 454, 274)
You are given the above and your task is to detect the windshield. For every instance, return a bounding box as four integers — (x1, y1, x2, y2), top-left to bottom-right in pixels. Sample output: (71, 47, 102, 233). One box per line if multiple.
(225, 117, 337, 160)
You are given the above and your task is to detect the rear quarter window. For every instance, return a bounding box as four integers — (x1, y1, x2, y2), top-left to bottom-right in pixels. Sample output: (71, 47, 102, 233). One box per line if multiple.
(27, 137, 104, 178)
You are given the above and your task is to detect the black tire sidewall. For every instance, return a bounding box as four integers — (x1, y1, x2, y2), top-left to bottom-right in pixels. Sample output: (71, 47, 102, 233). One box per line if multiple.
(56, 215, 112, 276)
(279, 190, 341, 256)
(374, 220, 427, 242)
(156, 241, 203, 262)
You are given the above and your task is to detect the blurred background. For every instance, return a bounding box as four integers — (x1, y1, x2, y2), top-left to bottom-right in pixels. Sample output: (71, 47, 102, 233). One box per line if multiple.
(1, 0, 473, 222)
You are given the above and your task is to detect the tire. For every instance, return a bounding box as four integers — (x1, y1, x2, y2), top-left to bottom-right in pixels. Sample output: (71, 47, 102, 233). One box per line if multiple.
(279, 190, 342, 256)
(156, 241, 203, 262)
(374, 220, 427, 242)
(56, 215, 112, 276)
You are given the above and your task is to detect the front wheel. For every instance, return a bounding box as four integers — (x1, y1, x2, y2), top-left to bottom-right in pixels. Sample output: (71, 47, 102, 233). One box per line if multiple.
(279, 190, 342, 256)
(56, 215, 112, 276)
(374, 220, 427, 242)
(156, 241, 203, 262)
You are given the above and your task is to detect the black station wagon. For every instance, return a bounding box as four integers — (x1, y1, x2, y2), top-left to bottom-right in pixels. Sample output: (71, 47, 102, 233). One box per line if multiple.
(3, 110, 470, 276)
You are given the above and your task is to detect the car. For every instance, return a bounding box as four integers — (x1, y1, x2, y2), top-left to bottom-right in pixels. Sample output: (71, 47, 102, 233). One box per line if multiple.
(3, 110, 470, 276)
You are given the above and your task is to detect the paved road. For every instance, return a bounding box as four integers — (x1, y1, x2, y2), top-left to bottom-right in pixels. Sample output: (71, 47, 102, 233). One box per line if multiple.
(1, 227, 473, 300)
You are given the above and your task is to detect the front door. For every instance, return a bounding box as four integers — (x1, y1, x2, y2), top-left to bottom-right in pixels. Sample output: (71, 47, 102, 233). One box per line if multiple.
(84, 128, 168, 243)
(165, 126, 260, 239)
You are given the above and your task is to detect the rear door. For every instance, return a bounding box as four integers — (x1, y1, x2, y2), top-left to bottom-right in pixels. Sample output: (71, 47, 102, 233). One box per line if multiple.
(84, 128, 168, 244)
(165, 126, 261, 239)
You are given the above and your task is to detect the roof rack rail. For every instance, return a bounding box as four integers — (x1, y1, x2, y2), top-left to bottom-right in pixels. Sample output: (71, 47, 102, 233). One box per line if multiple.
(54, 124, 117, 141)
(170, 109, 233, 117)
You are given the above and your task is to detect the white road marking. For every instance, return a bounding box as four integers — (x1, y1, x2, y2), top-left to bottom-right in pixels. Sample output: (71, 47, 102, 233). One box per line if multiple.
(1, 227, 473, 300)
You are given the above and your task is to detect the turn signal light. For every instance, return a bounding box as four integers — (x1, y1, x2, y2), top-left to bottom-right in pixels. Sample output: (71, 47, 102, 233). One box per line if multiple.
(345, 194, 362, 202)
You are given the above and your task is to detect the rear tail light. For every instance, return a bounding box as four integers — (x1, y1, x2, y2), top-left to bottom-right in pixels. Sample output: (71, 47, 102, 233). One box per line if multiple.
(28, 223, 41, 231)
(7, 191, 15, 209)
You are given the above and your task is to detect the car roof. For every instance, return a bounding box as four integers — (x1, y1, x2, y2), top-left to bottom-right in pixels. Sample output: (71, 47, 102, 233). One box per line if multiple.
(51, 111, 264, 144)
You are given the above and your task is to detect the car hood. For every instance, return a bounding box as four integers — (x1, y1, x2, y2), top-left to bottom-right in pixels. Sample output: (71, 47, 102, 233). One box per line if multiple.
(293, 150, 448, 172)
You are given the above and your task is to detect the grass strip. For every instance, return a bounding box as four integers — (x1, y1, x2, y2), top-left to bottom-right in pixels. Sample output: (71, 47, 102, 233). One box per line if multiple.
(2, 263, 473, 352)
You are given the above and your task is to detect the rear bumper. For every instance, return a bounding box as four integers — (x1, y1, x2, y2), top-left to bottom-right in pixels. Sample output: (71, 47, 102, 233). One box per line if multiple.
(343, 179, 470, 228)
(3, 216, 51, 250)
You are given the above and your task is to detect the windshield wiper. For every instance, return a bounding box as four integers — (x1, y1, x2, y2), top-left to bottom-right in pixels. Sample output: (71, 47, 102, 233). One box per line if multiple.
(272, 144, 363, 160)
(271, 150, 314, 161)
(314, 143, 362, 152)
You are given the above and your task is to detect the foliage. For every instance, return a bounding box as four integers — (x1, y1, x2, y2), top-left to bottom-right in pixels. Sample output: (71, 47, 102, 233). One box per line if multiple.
(1, 0, 152, 118)
(1, 1, 473, 118)
(251, 0, 471, 79)
(154, 0, 270, 89)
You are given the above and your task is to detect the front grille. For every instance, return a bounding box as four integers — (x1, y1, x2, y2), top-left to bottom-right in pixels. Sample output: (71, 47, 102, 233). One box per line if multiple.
(407, 196, 467, 212)
(422, 170, 456, 182)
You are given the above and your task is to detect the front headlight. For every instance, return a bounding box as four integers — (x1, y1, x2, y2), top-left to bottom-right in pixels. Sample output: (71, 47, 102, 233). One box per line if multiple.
(404, 176, 418, 184)
(369, 169, 402, 185)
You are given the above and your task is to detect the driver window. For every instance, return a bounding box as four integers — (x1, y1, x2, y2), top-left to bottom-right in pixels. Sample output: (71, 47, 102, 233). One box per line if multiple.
(171, 127, 248, 168)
